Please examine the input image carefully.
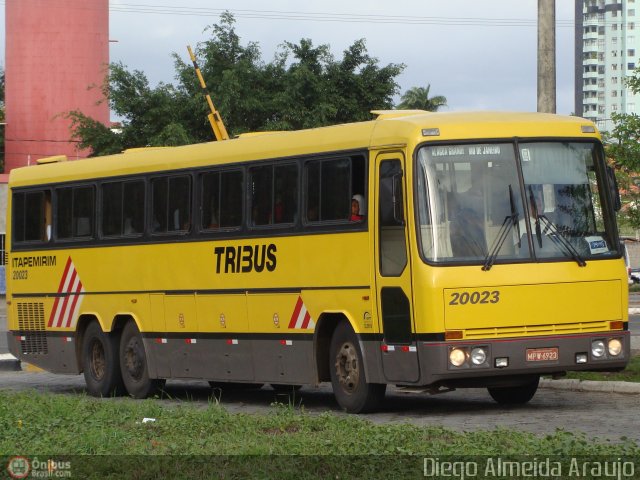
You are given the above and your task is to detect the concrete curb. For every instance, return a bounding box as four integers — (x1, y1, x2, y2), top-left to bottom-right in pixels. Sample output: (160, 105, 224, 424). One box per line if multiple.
(0, 353, 21, 372)
(540, 378, 640, 394)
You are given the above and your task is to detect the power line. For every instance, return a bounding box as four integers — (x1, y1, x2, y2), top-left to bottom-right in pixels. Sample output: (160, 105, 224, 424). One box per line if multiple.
(0, 0, 577, 28)
(111, 4, 576, 27)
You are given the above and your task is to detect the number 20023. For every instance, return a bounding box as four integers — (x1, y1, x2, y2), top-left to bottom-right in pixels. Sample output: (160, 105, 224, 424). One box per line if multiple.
(449, 290, 500, 305)
(12, 270, 28, 280)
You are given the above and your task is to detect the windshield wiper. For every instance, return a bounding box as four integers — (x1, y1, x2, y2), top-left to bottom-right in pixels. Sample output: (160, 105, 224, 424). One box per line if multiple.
(527, 186, 586, 267)
(482, 185, 519, 271)
(538, 215, 587, 267)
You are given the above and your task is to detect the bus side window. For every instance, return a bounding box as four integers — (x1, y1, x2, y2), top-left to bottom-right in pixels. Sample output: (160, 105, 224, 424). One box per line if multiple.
(152, 175, 191, 234)
(12, 190, 51, 243)
(304, 157, 354, 222)
(200, 169, 244, 231)
(250, 163, 297, 227)
(55, 185, 95, 240)
(379, 160, 407, 276)
(102, 180, 145, 238)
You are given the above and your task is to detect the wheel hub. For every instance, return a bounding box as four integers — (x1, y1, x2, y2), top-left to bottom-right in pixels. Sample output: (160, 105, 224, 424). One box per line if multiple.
(124, 338, 144, 381)
(90, 340, 106, 380)
(334, 342, 359, 393)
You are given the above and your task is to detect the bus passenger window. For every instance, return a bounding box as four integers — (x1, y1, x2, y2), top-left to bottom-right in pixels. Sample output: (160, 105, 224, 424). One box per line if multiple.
(55, 186, 95, 240)
(201, 170, 243, 230)
(102, 181, 145, 237)
(12, 190, 51, 243)
(249, 164, 297, 227)
(304, 158, 352, 222)
(152, 176, 191, 234)
(274, 164, 297, 224)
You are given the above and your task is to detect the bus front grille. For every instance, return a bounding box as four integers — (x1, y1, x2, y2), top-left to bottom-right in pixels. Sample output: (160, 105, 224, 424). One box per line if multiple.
(463, 320, 611, 340)
(17, 302, 48, 355)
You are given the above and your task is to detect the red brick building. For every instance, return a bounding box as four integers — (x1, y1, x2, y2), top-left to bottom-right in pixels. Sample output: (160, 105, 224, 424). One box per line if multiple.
(4, 0, 109, 172)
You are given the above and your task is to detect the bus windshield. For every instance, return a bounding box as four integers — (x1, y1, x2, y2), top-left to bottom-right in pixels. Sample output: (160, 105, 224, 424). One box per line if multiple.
(416, 141, 617, 265)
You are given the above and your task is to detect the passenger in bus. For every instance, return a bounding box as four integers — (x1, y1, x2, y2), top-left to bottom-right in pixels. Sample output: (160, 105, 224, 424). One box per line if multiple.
(518, 184, 558, 253)
(274, 195, 284, 223)
(124, 218, 136, 235)
(350, 194, 366, 222)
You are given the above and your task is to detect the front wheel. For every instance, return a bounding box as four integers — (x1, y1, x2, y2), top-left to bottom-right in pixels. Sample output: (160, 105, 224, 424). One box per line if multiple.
(82, 322, 124, 397)
(488, 376, 540, 405)
(120, 322, 164, 398)
(329, 322, 386, 413)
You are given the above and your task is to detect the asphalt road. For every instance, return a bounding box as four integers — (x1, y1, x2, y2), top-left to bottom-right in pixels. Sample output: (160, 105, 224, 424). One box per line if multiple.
(0, 371, 638, 442)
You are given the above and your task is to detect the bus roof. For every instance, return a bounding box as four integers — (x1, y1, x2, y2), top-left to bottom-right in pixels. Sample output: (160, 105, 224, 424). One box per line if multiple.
(8, 111, 599, 188)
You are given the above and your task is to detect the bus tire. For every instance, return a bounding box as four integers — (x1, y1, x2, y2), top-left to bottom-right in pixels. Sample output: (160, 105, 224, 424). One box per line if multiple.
(82, 322, 124, 397)
(120, 321, 164, 399)
(329, 322, 386, 413)
(488, 376, 540, 405)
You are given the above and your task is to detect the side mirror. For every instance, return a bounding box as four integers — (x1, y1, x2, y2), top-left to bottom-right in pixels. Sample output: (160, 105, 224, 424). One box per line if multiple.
(606, 166, 622, 212)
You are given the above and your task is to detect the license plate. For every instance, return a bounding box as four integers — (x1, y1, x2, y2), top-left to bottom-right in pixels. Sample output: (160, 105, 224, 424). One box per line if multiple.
(526, 347, 559, 362)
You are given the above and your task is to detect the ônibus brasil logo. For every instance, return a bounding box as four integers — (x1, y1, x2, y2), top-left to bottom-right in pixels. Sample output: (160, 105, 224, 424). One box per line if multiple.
(6, 456, 71, 478)
(6, 456, 30, 479)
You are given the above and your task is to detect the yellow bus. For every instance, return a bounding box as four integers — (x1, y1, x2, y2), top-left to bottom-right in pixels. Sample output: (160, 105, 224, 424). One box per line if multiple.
(5, 111, 630, 413)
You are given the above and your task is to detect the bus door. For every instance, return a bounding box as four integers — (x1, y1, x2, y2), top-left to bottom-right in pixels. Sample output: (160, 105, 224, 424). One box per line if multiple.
(375, 153, 420, 383)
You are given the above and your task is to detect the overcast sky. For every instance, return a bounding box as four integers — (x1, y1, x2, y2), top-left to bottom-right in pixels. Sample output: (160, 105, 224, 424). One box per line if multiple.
(1, 0, 577, 115)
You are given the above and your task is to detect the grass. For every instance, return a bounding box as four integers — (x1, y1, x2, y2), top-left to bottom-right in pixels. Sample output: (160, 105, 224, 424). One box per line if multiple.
(564, 355, 640, 382)
(0, 390, 638, 479)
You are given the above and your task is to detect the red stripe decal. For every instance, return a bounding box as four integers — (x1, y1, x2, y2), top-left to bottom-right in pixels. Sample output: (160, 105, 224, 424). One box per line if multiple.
(288, 296, 303, 329)
(65, 279, 84, 328)
(56, 269, 77, 328)
(48, 257, 73, 327)
(301, 311, 311, 329)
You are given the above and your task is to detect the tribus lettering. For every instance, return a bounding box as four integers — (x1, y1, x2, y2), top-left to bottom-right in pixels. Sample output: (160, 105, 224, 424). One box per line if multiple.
(214, 244, 277, 273)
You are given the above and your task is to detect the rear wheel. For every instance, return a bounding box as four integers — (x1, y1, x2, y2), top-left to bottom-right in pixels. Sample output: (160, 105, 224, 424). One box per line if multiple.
(120, 322, 164, 398)
(488, 376, 540, 405)
(330, 322, 386, 413)
(82, 322, 124, 397)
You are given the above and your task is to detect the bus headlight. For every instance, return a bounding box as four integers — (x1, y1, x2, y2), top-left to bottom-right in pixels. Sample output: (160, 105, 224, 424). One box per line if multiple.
(591, 340, 606, 358)
(608, 338, 623, 357)
(470, 347, 487, 365)
(449, 348, 467, 367)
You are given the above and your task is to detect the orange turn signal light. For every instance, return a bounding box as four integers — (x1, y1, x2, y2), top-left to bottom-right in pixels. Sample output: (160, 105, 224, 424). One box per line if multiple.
(445, 330, 463, 340)
(610, 321, 624, 330)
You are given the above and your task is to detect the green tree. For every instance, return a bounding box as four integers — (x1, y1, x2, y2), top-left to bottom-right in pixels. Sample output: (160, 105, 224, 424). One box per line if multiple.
(603, 66, 640, 231)
(67, 63, 192, 155)
(70, 13, 405, 156)
(397, 85, 447, 111)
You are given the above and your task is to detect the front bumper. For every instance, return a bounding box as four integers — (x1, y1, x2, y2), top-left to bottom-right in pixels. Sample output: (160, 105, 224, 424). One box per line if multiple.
(416, 331, 631, 387)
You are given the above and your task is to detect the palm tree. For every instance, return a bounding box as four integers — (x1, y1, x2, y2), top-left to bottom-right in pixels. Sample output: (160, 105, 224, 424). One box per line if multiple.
(397, 85, 447, 111)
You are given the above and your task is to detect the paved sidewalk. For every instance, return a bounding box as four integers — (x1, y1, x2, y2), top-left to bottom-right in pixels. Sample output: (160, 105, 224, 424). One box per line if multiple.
(0, 299, 18, 371)
(540, 377, 640, 394)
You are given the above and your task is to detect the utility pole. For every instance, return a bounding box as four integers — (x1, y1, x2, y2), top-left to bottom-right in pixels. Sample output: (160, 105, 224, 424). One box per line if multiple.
(537, 0, 556, 113)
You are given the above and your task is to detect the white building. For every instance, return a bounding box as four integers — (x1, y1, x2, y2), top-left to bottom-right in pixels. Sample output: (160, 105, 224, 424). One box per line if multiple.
(576, 0, 640, 132)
